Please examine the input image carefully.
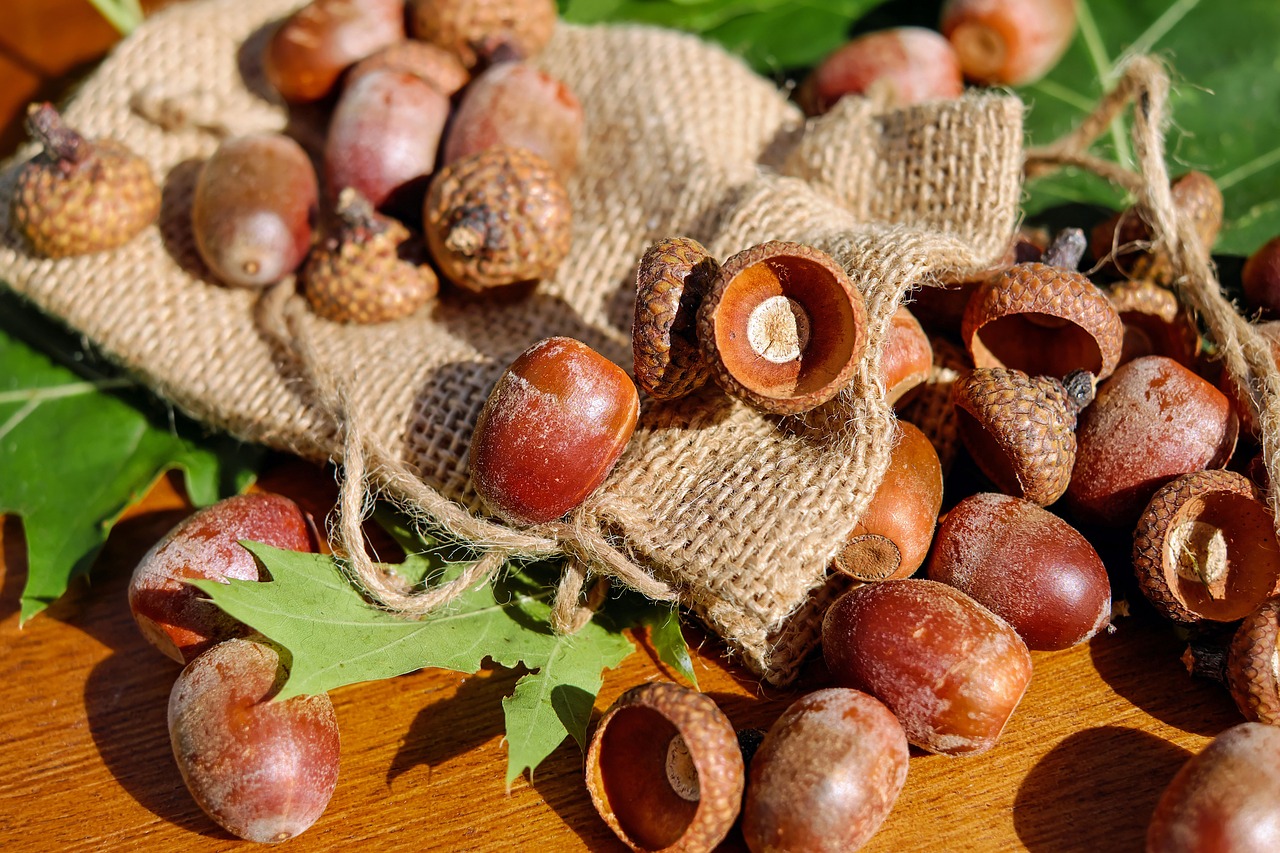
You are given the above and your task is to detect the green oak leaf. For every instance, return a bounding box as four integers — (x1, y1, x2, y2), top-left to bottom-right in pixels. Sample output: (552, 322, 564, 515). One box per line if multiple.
(561, 0, 889, 73)
(1020, 0, 1280, 254)
(0, 300, 259, 622)
(602, 593, 699, 688)
(196, 541, 634, 784)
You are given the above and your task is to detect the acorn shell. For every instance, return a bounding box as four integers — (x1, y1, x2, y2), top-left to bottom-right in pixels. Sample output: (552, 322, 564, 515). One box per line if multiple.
(882, 304, 933, 407)
(952, 367, 1084, 506)
(302, 192, 438, 324)
(962, 262, 1124, 380)
(1132, 469, 1280, 624)
(13, 107, 159, 258)
(836, 421, 944, 581)
(346, 40, 471, 96)
(586, 682, 744, 853)
(423, 145, 571, 292)
(632, 237, 719, 400)
(1227, 597, 1280, 725)
(697, 240, 868, 415)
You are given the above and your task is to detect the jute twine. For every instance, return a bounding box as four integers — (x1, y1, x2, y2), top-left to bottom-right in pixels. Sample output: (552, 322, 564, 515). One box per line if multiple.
(0, 0, 1025, 684)
(1025, 56, 1280, 529)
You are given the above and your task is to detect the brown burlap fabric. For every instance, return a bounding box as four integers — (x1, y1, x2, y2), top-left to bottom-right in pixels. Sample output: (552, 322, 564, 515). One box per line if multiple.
(0, 0, 1024, 684)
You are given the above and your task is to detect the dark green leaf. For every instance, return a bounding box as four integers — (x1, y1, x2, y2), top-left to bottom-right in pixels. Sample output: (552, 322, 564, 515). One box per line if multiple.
(1021, 0, 1280, 254)
(0, 293, 259, 622)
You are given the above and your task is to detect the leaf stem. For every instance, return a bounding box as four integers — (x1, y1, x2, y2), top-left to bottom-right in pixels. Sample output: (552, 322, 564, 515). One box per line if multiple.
(0, 377, 136, 406)
(1076, 0, 1134, 169)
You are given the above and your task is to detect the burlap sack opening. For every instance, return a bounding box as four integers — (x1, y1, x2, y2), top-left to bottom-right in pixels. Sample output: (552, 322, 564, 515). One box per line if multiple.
(0, 0, 1026, 685)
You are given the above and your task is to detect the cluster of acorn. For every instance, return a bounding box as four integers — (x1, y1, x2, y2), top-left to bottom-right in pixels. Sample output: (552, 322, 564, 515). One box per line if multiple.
(125, 492, 338, 844)
(11, 0, 580, 324)
(572, 164, 1280, 850)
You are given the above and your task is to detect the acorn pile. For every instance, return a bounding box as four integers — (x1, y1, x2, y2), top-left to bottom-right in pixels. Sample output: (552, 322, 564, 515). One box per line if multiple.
(11, 0, 580, 324)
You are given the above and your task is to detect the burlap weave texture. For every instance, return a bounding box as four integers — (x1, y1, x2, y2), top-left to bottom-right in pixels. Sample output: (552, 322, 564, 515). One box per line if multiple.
(0, 0, 1022, 684)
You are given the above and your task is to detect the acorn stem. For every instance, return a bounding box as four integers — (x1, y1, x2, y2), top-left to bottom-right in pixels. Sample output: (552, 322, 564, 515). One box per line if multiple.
(1181, 635, 1229, 684)
(26, 103, 92, 168)
(1042, 228, 1087, 272)
(334, 187, 386, 243)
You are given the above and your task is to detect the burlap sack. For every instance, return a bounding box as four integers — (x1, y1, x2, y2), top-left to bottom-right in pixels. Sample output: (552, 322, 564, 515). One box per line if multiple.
(0, 0, 1025, 685)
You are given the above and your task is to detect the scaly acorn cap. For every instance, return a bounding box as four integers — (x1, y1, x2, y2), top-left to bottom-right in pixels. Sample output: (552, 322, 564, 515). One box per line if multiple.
(303, 188, 438, 324)
(632, 237, 719, 400)
(1228, 597, 1280, 725)
(1132, 469, 1280, 624)
(953, 367, 1095, 506)
(962, 262, 1124, 380)
(424, 145, 571, 293)
(12, 103, 160, 258)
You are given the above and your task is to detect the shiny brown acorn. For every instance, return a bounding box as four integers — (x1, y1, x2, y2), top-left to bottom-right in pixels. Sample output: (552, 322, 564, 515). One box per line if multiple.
(12, 103, 160, 258)
(302, 188, 438, 324)
(424, 145, 571, 293)
(632, 237, 720, 400)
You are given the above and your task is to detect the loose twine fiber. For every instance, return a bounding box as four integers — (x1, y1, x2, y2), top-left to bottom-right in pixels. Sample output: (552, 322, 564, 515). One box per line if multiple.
(4, 0, 1270, 685)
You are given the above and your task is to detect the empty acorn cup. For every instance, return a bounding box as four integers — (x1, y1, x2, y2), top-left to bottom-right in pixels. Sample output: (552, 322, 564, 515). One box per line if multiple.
(697, 240, 867, 415)
(962, 262, 1124, 381)
(1133, 469, 1280, 625)
(953, 367, 1096, 506)
(1107, 278, 1200, 368)
(633, 237, 720, 400)
(586, 682, 744, 853)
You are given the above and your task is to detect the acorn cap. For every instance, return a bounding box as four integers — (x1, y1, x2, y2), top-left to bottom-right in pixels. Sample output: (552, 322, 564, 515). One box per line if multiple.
(1107, 279, 1200, 368)
(586, 682, 744, 852)
(423, 145, 571, 293)
(1227, 597, 1280, 725)
(13, 103, 160, 258)
(953, 367, 1090, 506)
(303, 188, 438, 324)
(632, 237, 719, 400)
(1133, 469, 1280, 624)
(962, 262, 1124, 380)
(697, 240, 868, 415)
(411, 0, 557, 69)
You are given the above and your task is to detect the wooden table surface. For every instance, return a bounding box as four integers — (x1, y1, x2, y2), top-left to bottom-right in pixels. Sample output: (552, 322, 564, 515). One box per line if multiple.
(0, 3, 1249, 851)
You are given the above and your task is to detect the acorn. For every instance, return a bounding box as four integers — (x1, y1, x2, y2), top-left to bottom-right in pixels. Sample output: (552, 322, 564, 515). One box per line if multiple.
(835, 421, 944, 582)
(586, 682, 744, 852)
(345, 40, 471, 96)
(1227, 597, 1280, 725)
(410, 0, 557, 70)
(697, 241, 868, 415)
(953, 367, 1096, 506)
(12, 103, 160, 258)
(302, 188, 438, 324)
(632, 237, 720, 400)
(882, 305, 933, 407)
(1132, 469, 1280, 625)
(423, 145, 571, 294)
(962, 261, 1124, 380)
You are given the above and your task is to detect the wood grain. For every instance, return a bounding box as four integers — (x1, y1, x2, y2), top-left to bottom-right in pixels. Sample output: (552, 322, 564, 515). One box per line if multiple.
(0, 4, 1249, 851)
